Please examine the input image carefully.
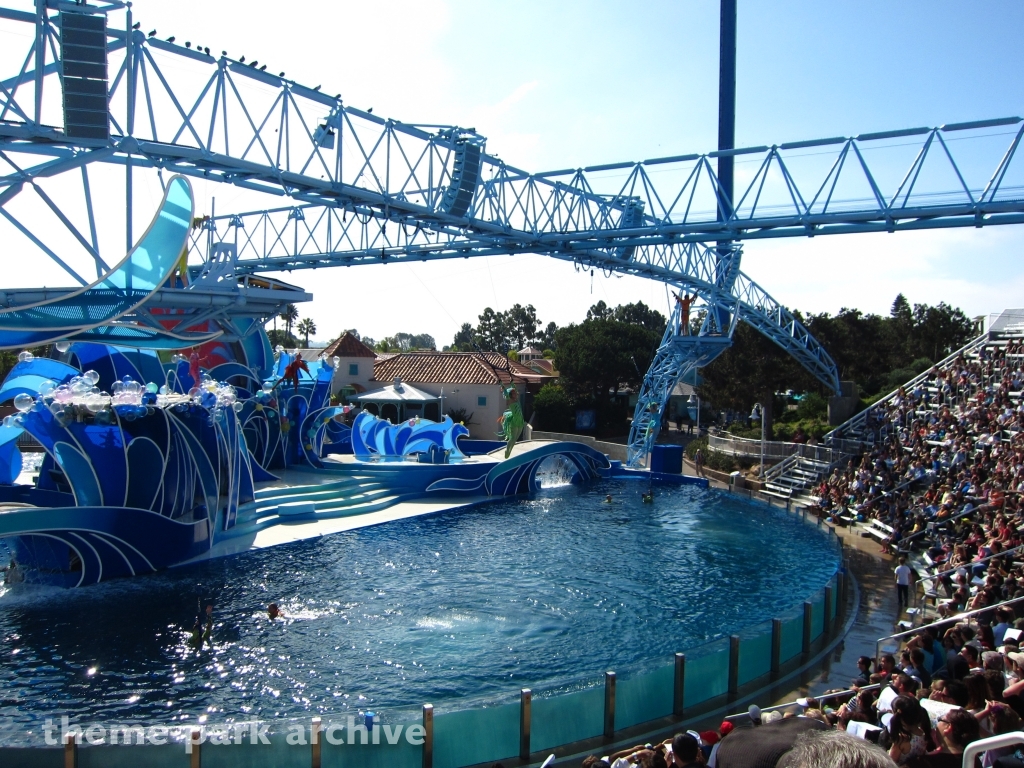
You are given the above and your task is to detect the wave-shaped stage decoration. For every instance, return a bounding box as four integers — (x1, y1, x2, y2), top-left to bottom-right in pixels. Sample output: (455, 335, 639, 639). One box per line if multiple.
(0, 347, 614, 586)
(350, 411, 469, 461)
(0, 176, 208, 350)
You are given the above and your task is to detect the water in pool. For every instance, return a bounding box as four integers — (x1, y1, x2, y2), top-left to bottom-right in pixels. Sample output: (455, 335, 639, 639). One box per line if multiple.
(0, 480, 838, 744)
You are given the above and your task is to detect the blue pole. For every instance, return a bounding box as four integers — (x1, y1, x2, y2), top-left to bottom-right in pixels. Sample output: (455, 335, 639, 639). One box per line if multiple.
(715, 0, 738, 328)
(717, 0, 736, 215)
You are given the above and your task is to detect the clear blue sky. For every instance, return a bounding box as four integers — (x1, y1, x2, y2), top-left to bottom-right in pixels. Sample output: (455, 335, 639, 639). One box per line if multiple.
(30, 2, 1024, 343)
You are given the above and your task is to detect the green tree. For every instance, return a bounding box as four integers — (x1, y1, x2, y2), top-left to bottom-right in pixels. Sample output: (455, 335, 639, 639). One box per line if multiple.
(555, 317, 661, 406)
(267, 329, 300, 349)
(475, 307, 509, 352)
(532, 383, 575, 431)
(297, 318, 317, 347)
(279, 304, 299, 337)
(696, 323, 807, 436)
(586, 300, 613, 320)
(612, 301, 666, 335)
(452, 322, 474, 351)
(505, 303, 541, 350)
(538, 321, 559, 350)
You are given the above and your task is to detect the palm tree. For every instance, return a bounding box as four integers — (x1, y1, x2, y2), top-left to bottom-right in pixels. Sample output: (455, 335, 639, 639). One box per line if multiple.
(279, 304, 299, 338)
(297, 317, 317, 347)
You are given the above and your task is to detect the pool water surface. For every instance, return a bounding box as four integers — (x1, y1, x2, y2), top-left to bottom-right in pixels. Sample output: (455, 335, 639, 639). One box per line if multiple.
(0, 479, 838, 744)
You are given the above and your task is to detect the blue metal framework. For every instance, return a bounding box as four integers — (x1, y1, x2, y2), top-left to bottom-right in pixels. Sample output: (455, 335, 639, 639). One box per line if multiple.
(0, 3, 1022, 465)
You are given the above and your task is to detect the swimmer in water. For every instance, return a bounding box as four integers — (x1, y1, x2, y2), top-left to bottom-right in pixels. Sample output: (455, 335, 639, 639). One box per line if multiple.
(642, 491, 654, 503)
(268, 603, 282, 620)
(604, 494, 613, 503)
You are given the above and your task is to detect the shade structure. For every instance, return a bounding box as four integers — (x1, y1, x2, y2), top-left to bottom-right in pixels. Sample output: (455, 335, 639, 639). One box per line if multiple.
(353, 379, 439, 405)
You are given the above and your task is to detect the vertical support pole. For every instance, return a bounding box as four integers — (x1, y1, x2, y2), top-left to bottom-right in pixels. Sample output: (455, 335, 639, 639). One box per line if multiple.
(34, 0, 45, 126)
(604, 671, 616, 739)
(728, 635, 740, 696)
(422, 704, 433, 768)
(63, 732, 77, 768)
(836, 572, 845, 622)
(802, 601, 812, 655)
(674, 653, 686, 717)
(311, 717, 321, 768)
(824, 586, 834, 635)
(771, 619, 782, 680)
(519, 688, 531, 761)
(125, 4, 134, 257)
(714, 0, 738, 330)
(190, 727, 201, 768)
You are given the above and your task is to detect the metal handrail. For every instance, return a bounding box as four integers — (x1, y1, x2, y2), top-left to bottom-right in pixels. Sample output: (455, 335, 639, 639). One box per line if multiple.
(824, 331, 991, 444)
(915, 542, 1024, 620)
(923, 542, 1024, 585)
(962, 732, 1024, 768)
(710, 433, 838, 463)
(722, 684, 882, 721)
(875, 593, 1024, 661)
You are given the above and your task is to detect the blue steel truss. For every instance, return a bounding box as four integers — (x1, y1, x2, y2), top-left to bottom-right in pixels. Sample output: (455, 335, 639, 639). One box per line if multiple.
(0, 3, 1022, 465)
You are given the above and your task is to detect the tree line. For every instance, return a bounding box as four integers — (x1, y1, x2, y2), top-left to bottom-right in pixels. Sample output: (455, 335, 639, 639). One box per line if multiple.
(697, 294, 976, 437)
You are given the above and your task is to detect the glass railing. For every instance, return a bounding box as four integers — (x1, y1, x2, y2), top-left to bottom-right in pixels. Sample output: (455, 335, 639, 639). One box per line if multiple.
(5, 495, 844, 768)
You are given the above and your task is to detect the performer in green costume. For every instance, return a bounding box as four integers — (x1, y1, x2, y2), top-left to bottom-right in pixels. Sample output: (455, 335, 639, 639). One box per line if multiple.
(498, 385, 525, 459)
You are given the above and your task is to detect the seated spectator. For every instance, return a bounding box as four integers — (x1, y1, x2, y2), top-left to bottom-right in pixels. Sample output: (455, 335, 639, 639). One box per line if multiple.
(879, 695, 932, 765)
(929, 708, 980, 767)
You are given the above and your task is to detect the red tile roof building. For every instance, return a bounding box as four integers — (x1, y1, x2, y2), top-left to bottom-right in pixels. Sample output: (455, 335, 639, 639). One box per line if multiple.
(373, 351, 550, 387)
(322, 332, 376, 359)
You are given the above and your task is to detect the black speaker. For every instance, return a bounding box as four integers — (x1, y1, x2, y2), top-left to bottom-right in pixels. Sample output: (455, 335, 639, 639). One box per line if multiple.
(439, 141, 482, 218)
(61, 12, 108, 140)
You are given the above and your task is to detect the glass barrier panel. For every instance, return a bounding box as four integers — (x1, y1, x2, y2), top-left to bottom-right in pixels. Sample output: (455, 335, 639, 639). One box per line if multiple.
(683, 645, 729, 708)
(77, 743, 181, 768)
(616, 664, 674, 730)
(738, 630, 772, 686)
(323, 730, 422, 768)
(811, 594, 825, 640)
(832, 577, 839, 617)
(531, 685, 604, 753)
(433, 702, 520, 768)
(780, 614, 803, 662)
(203, 738, 309, 768)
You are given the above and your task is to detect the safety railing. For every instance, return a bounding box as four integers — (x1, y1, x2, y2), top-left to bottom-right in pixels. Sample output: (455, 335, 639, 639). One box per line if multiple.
(824, 331, 991, 445)
(963, 732, 1024, 768)
(709, 433, 838, 464)
(722, 684, 881, 721)
(914, 542, 1024, 620)
(875, 594, 1024, 662)
(17, 500, 845, 768)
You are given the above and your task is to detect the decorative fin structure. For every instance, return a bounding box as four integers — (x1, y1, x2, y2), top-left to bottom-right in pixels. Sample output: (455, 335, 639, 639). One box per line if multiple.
(0, 176, 195, 349)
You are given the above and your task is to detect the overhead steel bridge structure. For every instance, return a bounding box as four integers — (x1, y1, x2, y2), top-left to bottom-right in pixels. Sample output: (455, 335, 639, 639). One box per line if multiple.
(1, 1, 1023, 465)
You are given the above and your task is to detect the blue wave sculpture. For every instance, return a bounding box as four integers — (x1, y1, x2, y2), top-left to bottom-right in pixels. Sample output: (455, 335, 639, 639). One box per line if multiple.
(0, 176, 195, 349)
(350, 411, 469, 461)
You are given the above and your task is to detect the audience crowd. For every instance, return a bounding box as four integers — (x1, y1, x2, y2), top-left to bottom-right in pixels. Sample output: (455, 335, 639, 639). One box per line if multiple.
(563, 339, 1024, 768)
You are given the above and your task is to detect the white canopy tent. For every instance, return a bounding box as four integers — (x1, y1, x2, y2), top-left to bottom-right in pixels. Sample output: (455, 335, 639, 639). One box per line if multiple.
(353, 377, 440, 422)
